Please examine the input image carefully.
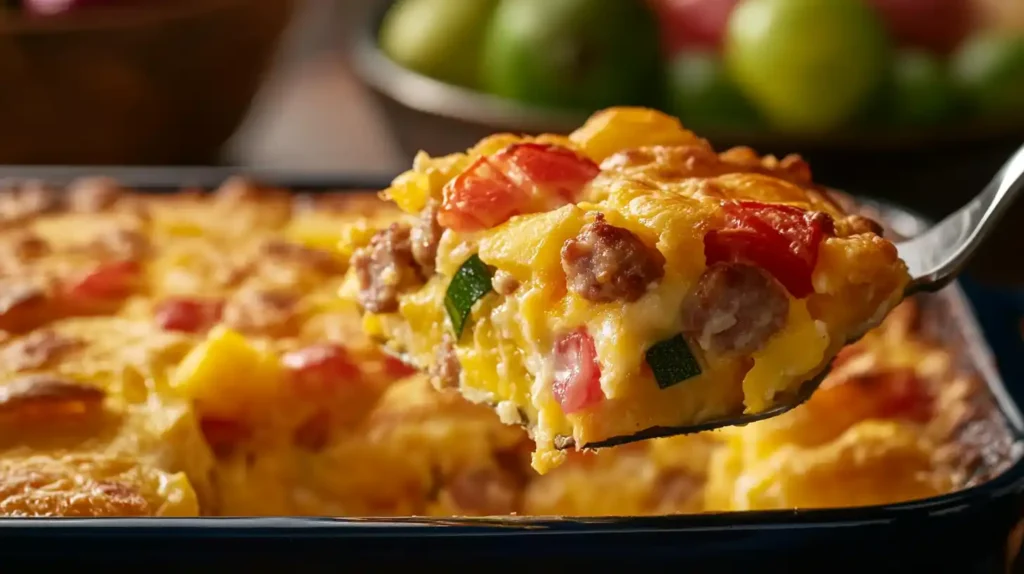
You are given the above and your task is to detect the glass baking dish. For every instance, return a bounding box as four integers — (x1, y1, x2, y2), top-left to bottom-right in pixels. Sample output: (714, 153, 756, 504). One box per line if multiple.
(0, 168, 1020, 573)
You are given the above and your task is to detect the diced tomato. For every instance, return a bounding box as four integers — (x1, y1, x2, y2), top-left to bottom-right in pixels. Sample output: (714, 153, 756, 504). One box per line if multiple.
(704, 201, 833, 298)
(154, 297, 223, 333)
(382, 354, 418, 379)
(439, 157, 529, 232)
(439, 144, 599, 232)
(282, 343, 362, 396)
(199, 417, 250, 457)
(65, 260, 140, 301)
(492, 143, 600, 205)
(552, 328, 604, 415)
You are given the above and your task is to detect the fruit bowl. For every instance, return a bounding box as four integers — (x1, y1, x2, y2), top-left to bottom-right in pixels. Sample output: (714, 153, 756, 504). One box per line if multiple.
(353, 0, 1023, 160)
(352, 0, 1024, 287)
(0, 0, 294, 165)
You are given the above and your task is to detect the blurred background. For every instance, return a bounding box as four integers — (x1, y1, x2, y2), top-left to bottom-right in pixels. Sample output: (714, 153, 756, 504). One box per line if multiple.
(0, 0, 1021, 280)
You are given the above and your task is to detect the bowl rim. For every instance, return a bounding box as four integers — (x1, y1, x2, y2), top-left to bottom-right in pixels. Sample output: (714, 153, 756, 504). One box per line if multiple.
(0, 0, 274, 34)
(349, 0, 590, 135)
(351, 0, 1024, 153)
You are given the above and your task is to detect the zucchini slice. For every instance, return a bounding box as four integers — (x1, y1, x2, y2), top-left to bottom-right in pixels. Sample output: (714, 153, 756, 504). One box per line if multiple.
(444, 254, 493, 338)
(645, 334, 702, 389)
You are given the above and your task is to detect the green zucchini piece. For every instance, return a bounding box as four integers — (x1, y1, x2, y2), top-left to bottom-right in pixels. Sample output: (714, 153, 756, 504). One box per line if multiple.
(645, 334, 702, 389)
(444, 254, 493, 338)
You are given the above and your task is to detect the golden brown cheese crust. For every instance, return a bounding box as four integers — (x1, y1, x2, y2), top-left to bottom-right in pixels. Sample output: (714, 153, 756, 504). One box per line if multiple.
(0, 453, 196, 517)
(0, 175, 1008, 517)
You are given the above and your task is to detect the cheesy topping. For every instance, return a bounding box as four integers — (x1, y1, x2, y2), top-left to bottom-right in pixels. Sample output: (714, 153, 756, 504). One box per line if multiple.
(0, 176, 1005, 517)
(351, 107, 911, 474)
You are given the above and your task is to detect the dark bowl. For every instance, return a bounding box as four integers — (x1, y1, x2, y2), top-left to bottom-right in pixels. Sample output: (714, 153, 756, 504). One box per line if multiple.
(0, 0, 295, 165)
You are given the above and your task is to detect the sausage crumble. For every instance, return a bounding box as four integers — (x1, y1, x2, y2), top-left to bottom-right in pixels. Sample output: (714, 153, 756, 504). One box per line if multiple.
(429, 334, 461, 390)
(680, 263, 789, 355)
(351, 223, 424, 314)
(410, 201, 443, 276)
(561, 213, 665, 303)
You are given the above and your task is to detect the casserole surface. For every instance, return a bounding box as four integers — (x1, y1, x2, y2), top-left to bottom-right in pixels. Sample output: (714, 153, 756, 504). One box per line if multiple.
(0, 174, 1016, 518)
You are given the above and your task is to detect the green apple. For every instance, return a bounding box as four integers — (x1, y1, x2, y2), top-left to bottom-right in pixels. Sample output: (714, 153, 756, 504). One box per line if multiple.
(725, 0, 890, 133)
(666, 51, 761, 130)
(951, 32, 1024, 120)
(480, 0, 662, 111)
(888, 49, 958, 125)
(379, 0, 498, 89)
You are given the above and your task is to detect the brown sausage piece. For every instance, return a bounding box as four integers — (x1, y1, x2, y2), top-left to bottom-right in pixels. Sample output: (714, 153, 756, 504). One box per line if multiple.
(680, 263, 789, 355)
(429, 334, 461, 390)
(561, 213, 665, 303)
(351, 223, 423, 314)
(410, 201, 443, 276)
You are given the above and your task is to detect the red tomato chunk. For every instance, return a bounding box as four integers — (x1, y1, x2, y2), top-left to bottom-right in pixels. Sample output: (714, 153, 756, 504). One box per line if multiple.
(439, 144, 599, 232)
(492, 143, 600, 204)
(283, 344, 362, 396)
(382, 354, 419, 379)
(66, 260, 140, 301)
(704, 201, 832, 298)
(552, 328, 604, 415)
(439, 157, 527, 232)
(154, 298, 223, 333)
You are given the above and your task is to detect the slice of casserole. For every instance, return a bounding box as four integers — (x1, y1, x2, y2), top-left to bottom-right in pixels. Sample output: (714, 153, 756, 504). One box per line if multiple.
(346, 107, 911, 474)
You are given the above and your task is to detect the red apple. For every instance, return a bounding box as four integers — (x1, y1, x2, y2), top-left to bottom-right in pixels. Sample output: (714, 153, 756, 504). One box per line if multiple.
(865, 0, 975, 54)
(649, 0, 742, 54)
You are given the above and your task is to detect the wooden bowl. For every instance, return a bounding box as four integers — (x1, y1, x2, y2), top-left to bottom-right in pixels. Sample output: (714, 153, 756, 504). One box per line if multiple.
(0, 0, 295, 165)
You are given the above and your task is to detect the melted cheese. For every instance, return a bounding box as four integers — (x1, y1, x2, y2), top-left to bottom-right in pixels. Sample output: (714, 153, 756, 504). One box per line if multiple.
(742, 300, 829, 413)
(360, 108, 911, 474)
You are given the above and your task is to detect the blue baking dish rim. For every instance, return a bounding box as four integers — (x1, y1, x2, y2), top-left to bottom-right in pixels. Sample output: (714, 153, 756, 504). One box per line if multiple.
(960, 276, 1024, 406)
(0, 169, 1015, 541)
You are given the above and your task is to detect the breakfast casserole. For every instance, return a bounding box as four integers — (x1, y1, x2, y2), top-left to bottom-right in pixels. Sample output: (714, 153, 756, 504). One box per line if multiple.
(345, 107, 912, 473)
(0, 173, 1011, 517)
